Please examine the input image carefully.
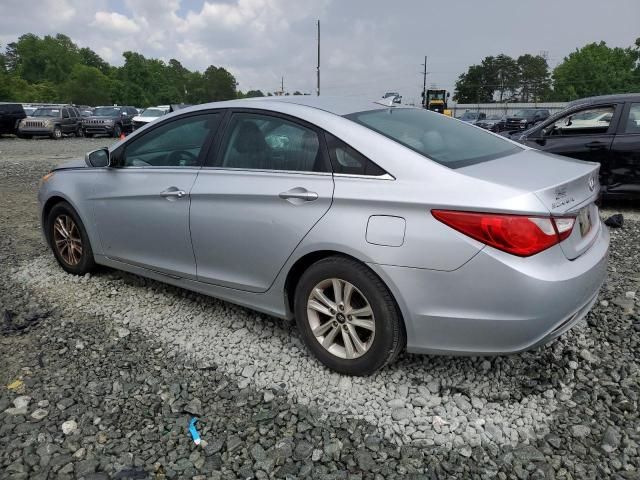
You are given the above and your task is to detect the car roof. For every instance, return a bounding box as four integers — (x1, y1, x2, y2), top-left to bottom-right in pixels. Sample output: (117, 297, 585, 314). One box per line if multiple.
(568, 93, 640, 108)
(188, 96, 390, 117)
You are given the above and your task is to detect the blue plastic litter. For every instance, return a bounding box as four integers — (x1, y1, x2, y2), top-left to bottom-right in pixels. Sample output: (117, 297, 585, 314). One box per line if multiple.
(189, 417, 201, 445)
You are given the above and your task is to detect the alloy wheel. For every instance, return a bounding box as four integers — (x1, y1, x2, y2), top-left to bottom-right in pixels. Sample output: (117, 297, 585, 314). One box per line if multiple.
(53, 214, 83, 266)
(306, 278, 375, 359)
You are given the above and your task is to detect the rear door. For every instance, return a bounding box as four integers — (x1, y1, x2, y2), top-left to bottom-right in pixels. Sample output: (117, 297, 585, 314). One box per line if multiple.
(190, 110, 334, 292)
(609, 102, 640, 196)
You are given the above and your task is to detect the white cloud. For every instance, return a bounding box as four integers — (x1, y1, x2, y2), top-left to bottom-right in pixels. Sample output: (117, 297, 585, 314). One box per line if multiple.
(1, 0, 639, 98)
(91, 11, 141, 34)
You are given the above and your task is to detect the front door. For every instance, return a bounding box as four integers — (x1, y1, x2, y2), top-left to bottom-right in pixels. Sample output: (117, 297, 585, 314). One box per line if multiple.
(190, 111, 334, 292)
(93, 112, 221, 278)
(526, 104, 622, 184)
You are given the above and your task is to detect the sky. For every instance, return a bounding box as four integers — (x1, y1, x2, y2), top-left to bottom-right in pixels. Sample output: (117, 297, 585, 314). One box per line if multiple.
(0, 0, 638, 104)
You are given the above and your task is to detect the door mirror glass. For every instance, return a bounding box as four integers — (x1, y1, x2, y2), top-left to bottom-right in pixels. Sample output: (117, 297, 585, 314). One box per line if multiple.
(85, 148, 110, 168)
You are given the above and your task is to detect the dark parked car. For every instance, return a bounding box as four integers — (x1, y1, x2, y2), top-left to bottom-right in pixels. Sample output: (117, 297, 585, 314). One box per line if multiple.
(457, 111, 486, 124)
(503, 108, 550, 131)
(509, 94, 640, 199)
(83, 106, 137, 138)
(0, 103, 27, 136)
(17, 105, 82, 139)
(476, 114, 505, 132)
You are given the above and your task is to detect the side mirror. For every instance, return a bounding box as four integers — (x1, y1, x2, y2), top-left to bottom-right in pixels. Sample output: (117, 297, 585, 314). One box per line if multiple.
(121, 112, 128, 117)
(85, 148, 110, 168)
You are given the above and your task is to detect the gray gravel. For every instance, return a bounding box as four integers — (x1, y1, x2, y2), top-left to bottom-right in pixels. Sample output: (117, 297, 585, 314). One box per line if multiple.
(1, 137, 640, 479)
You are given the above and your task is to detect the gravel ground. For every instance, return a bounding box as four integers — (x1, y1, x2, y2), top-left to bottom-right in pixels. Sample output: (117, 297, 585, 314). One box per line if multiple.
(1, 136, 639, 479)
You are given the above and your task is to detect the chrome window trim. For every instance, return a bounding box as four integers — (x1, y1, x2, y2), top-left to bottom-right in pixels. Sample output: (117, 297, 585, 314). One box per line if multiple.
(199, 166, 333, 177)
(333, 172, 395, 180)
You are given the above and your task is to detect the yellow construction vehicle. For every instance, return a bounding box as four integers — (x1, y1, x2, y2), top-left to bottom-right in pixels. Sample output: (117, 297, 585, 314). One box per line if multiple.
(423, 89, 453, 116)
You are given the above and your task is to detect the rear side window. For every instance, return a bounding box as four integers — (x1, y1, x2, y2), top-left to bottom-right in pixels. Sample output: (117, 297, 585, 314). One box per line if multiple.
(324, 133, 387, 176)
(345, 108, 521, 168)
(625, 103, 640, 134)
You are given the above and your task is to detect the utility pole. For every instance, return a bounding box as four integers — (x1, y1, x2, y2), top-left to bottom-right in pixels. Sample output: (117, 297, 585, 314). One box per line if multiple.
(421, 56, 428, 108)
(282, 76, 284, 95)
(316, 20, 320, 96)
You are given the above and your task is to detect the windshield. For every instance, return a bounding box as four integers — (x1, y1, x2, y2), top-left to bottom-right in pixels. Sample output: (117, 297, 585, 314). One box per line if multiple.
(460, 112, 479, 120)
(32, 108, 60, 117)
(428, 92, 445, 100)
(346, 108, 521, 168)
(93, 107, 121, 116)
(140, 108, 165, 118)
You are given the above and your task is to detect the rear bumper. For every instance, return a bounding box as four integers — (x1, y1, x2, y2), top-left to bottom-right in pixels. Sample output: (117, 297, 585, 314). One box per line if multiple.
(369, 222, 609, 355)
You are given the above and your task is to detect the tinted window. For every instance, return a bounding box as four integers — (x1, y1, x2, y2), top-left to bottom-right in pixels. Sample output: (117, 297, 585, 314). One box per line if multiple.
(123, 113, 220, 167)
(544, 105, 615, 136)
(625, 103, 640, 134)
(219, 113, 328, 172)
(62, 109, 70, 119)
(325, 133, 387, 176)
(346, 108, 521, 168)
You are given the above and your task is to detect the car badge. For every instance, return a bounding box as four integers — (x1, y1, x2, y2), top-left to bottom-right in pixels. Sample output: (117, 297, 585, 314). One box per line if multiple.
(588, 176, 595, 192)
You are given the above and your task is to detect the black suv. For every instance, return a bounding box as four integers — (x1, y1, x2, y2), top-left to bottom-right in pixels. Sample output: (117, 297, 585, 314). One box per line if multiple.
(509, 94, 640, 199)
(0, 103, 27, 136)
(503, 108, 550, 131)
(17, 105, 83, 139)
(83, 106, 137, 138)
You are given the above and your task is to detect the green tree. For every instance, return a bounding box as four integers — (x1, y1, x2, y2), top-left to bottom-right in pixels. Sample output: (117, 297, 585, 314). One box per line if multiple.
(517, 54, 551, 102)
(552, 41, 640, 100)
(201, 65, 237, 102)
(62, 65, 111, 105)
(454, 64, 494, 103)
(244, 89, 264, 98)
(79, 47, 110, 75)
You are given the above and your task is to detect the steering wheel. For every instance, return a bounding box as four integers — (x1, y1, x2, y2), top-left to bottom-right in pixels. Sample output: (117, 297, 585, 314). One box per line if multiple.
(167, 150, 198, 166)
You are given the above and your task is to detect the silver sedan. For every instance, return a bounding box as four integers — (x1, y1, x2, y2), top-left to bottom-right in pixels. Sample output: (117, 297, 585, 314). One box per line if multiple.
(38, 96, 609, 375)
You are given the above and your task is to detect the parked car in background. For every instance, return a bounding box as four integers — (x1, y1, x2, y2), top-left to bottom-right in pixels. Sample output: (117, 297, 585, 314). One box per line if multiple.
(503, 108, 550, 131)
(39, 96, 608, 375)
(132, 105, 170, 130)
(475, 114, 505, 132)
(17, 105, 82, 139)
(509, 94, 640, 199)
(457, 111, 486, 124)
(83, 105, 137, 138)
(0, 103, 27, 136)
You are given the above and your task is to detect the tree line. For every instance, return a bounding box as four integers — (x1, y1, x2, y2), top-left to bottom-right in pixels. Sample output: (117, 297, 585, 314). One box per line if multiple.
(0, 33, 288, 106)
(453, 38, 640, 103)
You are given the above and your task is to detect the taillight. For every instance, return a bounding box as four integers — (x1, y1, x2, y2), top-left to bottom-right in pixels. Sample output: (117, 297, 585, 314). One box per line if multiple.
(432, 210, 576, 257)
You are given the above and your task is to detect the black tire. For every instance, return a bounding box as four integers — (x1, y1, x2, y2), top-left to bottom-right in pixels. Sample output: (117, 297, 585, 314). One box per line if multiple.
(47, 202, 96, 275)
(75, 127, 84, 138)
(51, 126, 63, 140)
(294, 256, 405, 376)
(113, 124, 122, 138)
(84, 131, 93, 138)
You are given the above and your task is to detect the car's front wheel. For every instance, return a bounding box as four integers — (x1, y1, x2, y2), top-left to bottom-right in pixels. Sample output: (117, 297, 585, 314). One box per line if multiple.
(47, 202, 96, 275)
(51, 126, 63, 140)
(294, 256, 405, 375)
(113, 124, 122, 138)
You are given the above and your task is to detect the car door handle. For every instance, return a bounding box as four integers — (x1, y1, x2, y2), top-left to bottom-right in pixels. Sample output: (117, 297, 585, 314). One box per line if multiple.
(585, 141, 607, 149)
(279, 188, 318, 202)
(160, 188, 186, 199)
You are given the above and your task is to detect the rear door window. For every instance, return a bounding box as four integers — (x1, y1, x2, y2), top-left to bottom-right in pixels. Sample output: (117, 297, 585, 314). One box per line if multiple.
(624, 103, 640, 134)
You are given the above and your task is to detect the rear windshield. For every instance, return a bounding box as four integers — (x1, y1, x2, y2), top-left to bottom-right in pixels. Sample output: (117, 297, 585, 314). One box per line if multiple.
(345, 108, 521, 168)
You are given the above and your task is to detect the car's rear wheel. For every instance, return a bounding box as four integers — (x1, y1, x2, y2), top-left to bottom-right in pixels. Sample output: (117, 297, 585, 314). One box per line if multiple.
(294, 256, 405, 375)
(47, 202, 95, 275)
(51, 126, 62, 140)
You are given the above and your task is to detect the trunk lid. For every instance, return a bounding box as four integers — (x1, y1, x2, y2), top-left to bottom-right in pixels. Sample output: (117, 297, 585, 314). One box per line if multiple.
(459, 149, 601, 259)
